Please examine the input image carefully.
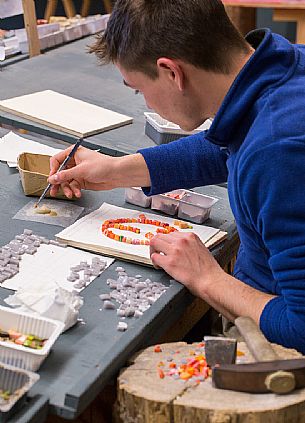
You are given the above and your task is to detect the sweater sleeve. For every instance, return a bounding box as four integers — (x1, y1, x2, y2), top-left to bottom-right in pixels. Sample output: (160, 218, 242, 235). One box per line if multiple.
(138, 131, 228, 195)
(240, 141, 305, 353)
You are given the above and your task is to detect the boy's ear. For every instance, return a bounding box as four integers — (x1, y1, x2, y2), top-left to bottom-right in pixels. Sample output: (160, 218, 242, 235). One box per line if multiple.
(157, 58, 184, 91)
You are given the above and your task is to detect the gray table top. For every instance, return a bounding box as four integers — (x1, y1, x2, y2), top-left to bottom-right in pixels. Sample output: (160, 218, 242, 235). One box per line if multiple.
(0, 39, 238, 421)
(0, 36, 156, 155)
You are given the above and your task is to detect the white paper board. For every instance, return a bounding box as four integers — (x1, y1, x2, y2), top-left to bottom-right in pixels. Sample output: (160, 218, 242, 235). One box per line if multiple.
(56, 203, 224, 265)
(0, 90, 133, 137)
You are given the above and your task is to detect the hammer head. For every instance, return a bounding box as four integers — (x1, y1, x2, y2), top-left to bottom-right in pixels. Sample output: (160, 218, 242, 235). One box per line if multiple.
(212, 358, 305, 394)
(204, 336, 237, 367)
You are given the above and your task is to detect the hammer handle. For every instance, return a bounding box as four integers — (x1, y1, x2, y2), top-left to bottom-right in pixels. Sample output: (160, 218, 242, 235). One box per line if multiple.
(235, 316, 278, 362)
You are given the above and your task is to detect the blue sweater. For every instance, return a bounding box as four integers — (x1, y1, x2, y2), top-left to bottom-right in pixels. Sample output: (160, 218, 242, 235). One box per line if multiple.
(139, 29, 305, 353)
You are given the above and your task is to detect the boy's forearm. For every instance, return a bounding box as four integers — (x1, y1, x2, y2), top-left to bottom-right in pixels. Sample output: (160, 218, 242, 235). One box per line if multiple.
(113, 153, 151, 188)
(201, 273, 276, 325)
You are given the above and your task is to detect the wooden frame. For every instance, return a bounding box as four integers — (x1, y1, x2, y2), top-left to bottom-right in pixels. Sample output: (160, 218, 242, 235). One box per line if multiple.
(81, 0, 113, 16)
(223, 1, 305, 44)
(22, 0, 40, 57)
(44, 0, 112, 20)
(44, 0, 76, 20)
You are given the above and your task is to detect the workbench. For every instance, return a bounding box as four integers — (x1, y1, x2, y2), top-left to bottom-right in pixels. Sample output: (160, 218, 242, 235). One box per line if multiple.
(0, 37, 239, 422)
(224, 1, 305, 43)
(0, 36, 156, 156)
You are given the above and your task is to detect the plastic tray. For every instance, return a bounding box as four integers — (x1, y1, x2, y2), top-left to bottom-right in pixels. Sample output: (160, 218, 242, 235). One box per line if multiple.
(0, 306, 64, 371)
(125, 187, 152, 208)
(144, 112, 212, 144)
(178, 191, 218, 224)
(151, 189, 218, 222)
(0, 363, 39, 422)
(151, 189, 186, 215)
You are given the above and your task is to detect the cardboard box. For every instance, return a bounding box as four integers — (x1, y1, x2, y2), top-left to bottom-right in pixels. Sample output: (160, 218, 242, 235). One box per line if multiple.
(17, 152, 70, 199)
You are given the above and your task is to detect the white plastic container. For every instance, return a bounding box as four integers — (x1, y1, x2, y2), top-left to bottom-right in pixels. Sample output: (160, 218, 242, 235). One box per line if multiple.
(125, 187, 152, 208)
(18, 40, 29, 54)
(144, 112, 212, 144)
(0, 306, 64, 371)
(73, 24, 84, 40)
(62, 26, 77, 42)
(53, 31, 64, 47)
(178, 192, 218, 223)
(0, 363, 39, 421)
(93, 14, 109, 32)
(151, 189, 186, 215)
(82, 16, 97, 35)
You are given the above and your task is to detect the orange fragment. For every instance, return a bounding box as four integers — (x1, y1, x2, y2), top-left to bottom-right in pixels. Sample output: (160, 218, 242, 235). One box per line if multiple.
(169, 363, 176, 369)
(187, 368, 195, 376)
(237, 350, 245, 356)
(158, 368, 165, 379)
(180, 372, 192, 380)
(154, 345, 162, 353)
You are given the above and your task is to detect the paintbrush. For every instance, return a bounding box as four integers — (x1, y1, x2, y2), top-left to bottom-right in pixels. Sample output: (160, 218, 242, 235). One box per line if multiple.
(34, 138, 83, 209)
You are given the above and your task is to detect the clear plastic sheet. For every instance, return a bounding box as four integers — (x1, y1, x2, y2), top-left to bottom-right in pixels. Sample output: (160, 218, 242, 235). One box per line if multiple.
(13, 199, 84, 227)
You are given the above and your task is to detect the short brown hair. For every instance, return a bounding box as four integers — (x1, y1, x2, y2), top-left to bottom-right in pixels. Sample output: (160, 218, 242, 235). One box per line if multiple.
(90, 0, 250, 78)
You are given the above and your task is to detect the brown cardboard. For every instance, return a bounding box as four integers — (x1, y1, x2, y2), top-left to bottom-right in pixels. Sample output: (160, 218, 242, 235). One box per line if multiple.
(17, 152, 69, 199)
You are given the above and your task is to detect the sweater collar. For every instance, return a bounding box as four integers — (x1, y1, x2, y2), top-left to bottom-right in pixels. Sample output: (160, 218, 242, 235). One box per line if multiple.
(205, 29, 298, 147)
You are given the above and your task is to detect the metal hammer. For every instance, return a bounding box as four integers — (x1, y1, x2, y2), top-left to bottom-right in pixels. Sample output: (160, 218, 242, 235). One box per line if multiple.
(211, 316, 305, 394)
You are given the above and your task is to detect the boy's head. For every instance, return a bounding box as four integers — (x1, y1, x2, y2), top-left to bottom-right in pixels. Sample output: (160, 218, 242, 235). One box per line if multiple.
(90, 0, 250, 78)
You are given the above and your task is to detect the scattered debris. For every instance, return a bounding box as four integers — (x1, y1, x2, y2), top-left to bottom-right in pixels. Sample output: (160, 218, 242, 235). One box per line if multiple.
(154, 343, 211, 383)
(99, 266, 170, 332)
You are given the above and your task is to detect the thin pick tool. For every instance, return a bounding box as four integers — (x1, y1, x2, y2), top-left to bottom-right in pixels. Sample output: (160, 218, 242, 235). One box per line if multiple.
(34, 138, 83, 208)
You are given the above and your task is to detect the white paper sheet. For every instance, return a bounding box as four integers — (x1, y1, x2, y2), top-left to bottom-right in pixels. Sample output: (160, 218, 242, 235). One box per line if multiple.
(0, 131, 62, 167)
(56, 203, 220, 263)
(1, 243, 114, 291)
(0, 46, 5, 61)
(0, 0, 23, 18)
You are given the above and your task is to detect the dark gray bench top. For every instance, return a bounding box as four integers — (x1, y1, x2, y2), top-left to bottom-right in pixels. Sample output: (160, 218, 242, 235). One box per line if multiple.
(0, 158, 236, 422)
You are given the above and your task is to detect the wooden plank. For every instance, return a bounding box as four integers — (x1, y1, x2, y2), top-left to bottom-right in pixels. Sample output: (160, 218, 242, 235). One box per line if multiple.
(62, 0, 76, 18)
(273, 9, 305, 44)
(0, 90, 133, 138)
(81, 0, 112, 17)
(44, 0, 58, 21)
(223, 1, 305, 9)
(273, 9, 305, 21)
(55, 203, 227, 267)
(81, 0, 91, 17)
(22, 0, 40, 58)
(103, 0, 113, 14)
(225, 6, 256, 35)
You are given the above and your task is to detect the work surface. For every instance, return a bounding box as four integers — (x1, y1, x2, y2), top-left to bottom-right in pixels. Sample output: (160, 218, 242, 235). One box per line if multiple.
(0, 158, 237, 422)
(0, 36, 156, 155)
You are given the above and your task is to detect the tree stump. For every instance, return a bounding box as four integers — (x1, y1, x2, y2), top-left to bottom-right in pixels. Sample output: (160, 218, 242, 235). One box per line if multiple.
(114, 341, 305, 423)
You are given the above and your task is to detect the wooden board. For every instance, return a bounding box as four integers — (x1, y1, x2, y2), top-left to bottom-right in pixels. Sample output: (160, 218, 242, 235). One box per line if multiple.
(0, 90, 133, 138)
(56, 203, 227, 266)
(114, 341, 305, 423)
